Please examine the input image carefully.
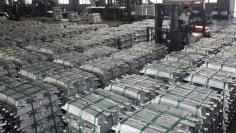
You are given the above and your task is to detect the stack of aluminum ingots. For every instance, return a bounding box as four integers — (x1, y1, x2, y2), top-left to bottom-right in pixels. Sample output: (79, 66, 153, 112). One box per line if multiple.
(0, 47, 49, 66)
(44, 68, 100, 96)
(111, 43, 167, 70)
(0, 76, 63, 133)
(0, 20, 108, 47)
(201, 56, 236, 73)
(217, 44, 236, 57)
(131, 42, 167, 59)
(0, 60, 18, 76)
(25, 42, 75, 55)
(53, 52, 93, 67)
(87, 13, 102, 23)
(111, 50, 153, 70)
(19, 61, 64, 81)
(115, 102, 202, 133)
(140, 60, 194, 81)
(212, 33, 235, 42)
(83, 46, 120, 58)
(18, 61, 100, 96)
(183, 37, 231, 55)
(80, 57, 130, 83)
(69, 19, 155, 51)
(105, 75, 166, 104)
(182, 44, 222, 55)
(61, 89, 134, 133)
(184, 68, 236, 130)
(164, 52, 207, 67)
(152, 82, 223, 133)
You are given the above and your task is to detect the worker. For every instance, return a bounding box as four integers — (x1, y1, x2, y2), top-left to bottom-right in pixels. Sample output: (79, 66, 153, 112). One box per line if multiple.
(13, 0, 21, 21)
(178, 5, 190, 26)
(178, 5, 191, 45)
(95, 0, 99, 7)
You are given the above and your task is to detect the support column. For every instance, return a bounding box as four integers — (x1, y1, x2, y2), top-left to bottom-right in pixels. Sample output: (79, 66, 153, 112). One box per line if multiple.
(155, 4, 163, 44)
(170, 4, 177, 48)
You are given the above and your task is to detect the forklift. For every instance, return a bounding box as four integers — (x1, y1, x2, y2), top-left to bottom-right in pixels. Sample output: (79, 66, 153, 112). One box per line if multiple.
(154, 0, 209, 51)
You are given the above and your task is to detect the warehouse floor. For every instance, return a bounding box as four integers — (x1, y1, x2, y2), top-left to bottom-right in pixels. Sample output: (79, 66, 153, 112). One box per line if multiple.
(228, 119, 236, 133)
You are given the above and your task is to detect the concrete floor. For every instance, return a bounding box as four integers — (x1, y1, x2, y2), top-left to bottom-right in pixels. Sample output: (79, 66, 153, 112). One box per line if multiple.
(228, 118, 236, 133)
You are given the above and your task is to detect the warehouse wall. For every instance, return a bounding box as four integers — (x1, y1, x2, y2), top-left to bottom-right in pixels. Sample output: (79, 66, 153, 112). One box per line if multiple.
(230, 0, 236, 17)
(58, 0, 227, 14)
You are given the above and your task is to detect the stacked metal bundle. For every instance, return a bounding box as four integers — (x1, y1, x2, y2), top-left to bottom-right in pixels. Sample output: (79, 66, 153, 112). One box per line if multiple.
(64, 19, 155, 51)
(0, 60, 17, 76)
(182, 44, 222, 55)
(19, 61, 64, 80)
(53, 52, 93, 67)
(80, 57, 129, 83)
(83, 46, 120, 58)
(140, 61, 193, 81)
(87, 13, 102, 23)
(185, 68, 236, 91)
(202, 56, 236, 73)
(61, 89, 133, 133)
(68, 13, 79, 22)
(26, 42, 75, 55)
(0, 76, 62, 133)
(108, 28, 135, 49)
(184, 68, 236, 130)
(131, 42, 167, 60)
(0, 20, 108, 47)
(111, 50, 153, 70)
(212, 33, 235, 42)
(0, 47, 49, 66)
(217, 45, 236, 57)
(105, 75, 166, 104)
(164, 52, 207, 67)
(44, 68, 100, 95)
(152, 83, 222, 132)
(115, 103, 201, 133)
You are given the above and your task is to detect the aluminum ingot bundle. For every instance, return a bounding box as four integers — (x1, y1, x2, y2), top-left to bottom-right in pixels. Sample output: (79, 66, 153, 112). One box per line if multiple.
(105, 74, 166, 104)
(0, 76, 62, 133)
(217, 45, 236, 57)
(26, 42, 75, 55)
(202, 56, 236, 73)
(115, 103, 201, 133)
(111, 49, 153, 70)
(19, 61, 64, 81)
(68, 12, 79, 22)
(184, 68, 236, 129)
(182, 45, 221, 55)
(212, 33, 235, 42)
(200, 37, 229, 47)
(87, 13, 102, 23)
(53, 52, 93, 67)
(0, 47, 48, 65)
(0, 47, 24, 60)
(185, 68, 236, 91)
(44, 68, 100, 95)
(152, 83, 222, 132)
(131, 42, 167, 59)
(83, 46, 120, 58)
(165, 52, 207, 67)
(80, 57, 129, 83)
(61, 89, 132, 133)
(0, 60, 17, 76)
(140, 61, 193, 81)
